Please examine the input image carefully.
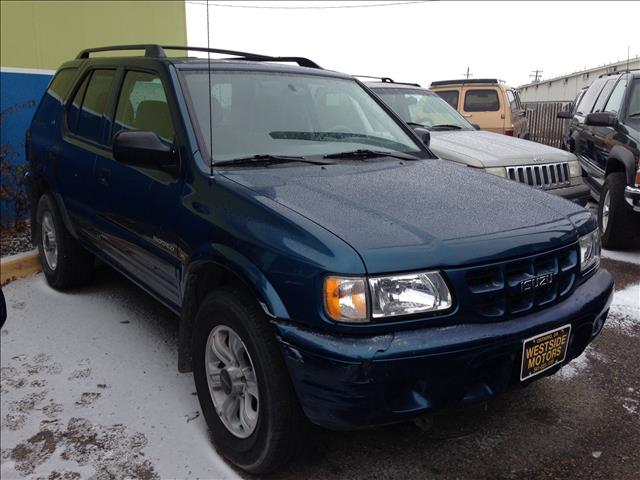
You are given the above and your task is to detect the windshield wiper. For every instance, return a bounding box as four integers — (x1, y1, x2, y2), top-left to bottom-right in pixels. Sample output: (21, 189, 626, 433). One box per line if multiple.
(323, 149, 420, 161)
(628, 112, 640, 118)
(214, 154, 332, 167)
(429, 124, 464, 130)
(406, 122, 463, 131)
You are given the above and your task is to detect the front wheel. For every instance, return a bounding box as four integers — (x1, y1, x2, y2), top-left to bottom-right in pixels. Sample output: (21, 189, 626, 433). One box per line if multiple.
(193, 287, 307, 474)
(598, 172, 637, 249)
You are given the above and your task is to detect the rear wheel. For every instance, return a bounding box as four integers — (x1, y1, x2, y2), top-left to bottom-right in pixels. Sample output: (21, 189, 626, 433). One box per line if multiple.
(36, 194, 94, 289)
(193, 287, 307, 474)
(598, 172, 637, 249)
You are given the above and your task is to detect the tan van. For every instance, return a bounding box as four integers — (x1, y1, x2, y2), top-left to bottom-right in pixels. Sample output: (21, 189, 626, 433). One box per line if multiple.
(430, 79, 529, 138)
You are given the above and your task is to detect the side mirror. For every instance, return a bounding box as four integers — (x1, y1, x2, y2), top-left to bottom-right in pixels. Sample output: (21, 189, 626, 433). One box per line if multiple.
(113, 131, 176, 173)
(557, 111, 573, 120)
(412, 126, 430, 147)
(471, 123, 481, 130)
(585, 111, 617, 127)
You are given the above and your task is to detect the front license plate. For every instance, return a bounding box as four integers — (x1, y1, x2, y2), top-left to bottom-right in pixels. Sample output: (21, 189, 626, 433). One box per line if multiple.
(520, 324, 571, 381)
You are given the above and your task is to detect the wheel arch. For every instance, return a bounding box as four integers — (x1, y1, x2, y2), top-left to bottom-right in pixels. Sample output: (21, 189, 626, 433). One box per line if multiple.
(178, 246, 289, 373)
(606, 146, 636, 185)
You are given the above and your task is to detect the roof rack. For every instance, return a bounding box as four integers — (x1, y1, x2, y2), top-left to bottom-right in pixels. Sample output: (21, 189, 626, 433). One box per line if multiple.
(355, 75, 421, 87)
(430, 78, 504, 87)
(75, 44, 322, 69)
(599, 68, 640, 78)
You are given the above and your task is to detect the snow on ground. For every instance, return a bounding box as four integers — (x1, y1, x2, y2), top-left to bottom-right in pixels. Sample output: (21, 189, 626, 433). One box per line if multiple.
(605, 282, 640, 335)
(0, 272, 239, 480)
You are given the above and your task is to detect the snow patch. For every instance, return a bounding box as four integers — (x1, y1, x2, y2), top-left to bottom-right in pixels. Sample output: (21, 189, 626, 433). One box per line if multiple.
(606, 282, 640, 335)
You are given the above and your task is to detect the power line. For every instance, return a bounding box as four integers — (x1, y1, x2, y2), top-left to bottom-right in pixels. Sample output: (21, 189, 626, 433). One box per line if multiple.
(185, 1, 429, 9)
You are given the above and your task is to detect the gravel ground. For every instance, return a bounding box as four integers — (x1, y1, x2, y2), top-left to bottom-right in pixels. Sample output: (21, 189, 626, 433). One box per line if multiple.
(0, 222, 33, 258)
(0, 255, 638, 480)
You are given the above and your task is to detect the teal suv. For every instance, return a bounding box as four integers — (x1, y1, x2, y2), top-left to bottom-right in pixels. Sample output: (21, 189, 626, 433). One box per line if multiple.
(26, 45, 614, 473)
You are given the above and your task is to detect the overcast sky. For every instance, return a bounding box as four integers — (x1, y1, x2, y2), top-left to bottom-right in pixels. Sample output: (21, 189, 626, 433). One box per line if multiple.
(186, 1, 639, 88)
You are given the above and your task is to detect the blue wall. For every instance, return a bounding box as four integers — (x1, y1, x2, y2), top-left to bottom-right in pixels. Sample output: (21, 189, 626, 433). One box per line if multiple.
(1, 69, 52, 224)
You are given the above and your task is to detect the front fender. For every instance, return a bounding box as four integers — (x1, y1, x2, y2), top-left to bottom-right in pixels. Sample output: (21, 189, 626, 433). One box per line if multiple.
(608, 144, 637, 185)
(184, 243, 290, 319)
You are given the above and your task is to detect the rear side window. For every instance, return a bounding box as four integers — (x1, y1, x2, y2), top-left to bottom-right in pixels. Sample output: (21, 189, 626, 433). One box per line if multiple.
(67, 75, 90, 133)
(76, 70, 116, 142)
(604, 77, 627, 114)
(576, 78, 608, 115)
(435, 90, 459, 109)
(464, 89, 500, 112)
(592, 78, 618, 112)
(113, 71, 174, 142)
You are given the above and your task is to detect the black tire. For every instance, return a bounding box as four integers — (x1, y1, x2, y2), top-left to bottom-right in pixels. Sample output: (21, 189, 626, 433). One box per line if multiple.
(598, 172, 638, 249)
(36, 193, 94, 289)
(193, 287, 307, 474)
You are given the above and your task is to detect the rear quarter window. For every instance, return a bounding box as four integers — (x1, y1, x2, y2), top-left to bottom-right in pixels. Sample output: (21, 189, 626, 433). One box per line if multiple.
(464, 89, 500, 112)
(32, 68, 78, 125)
(435, 90, 459, 109)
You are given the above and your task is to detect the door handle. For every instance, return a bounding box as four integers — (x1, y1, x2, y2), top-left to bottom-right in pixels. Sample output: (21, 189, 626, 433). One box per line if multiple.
(98, 168, 111, 187)
(462, 113, 472, 118)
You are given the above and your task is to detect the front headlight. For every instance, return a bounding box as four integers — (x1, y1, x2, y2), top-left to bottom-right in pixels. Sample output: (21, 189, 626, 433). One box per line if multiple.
(324, 271, 452, 322)
(568, 160, 582, 177)
(368, 271, 451, 319)
(579, 230, 600, 273)
(485, 167, 507, 178)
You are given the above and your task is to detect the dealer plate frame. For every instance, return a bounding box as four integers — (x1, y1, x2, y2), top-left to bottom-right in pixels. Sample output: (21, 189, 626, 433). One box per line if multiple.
(520, 324, 571, 381)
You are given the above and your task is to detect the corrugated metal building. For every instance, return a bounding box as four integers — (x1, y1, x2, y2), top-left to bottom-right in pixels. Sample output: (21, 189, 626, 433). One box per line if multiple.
(518, 57, 640, 103)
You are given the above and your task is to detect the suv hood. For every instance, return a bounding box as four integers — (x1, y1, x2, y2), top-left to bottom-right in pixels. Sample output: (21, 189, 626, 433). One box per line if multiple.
(430, 130, 576, 168)
(223, 159, 593, 273)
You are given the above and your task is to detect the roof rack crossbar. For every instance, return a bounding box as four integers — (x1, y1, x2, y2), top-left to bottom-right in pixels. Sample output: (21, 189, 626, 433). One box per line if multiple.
(76, 44, 322, 69)
(354, 75, 421, 87)
(76, 44, 167, 59)
(430, 78, 504, 87)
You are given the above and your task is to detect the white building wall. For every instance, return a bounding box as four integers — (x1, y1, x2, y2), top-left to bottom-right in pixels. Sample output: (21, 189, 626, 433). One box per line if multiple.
(518, 57, 640, 103)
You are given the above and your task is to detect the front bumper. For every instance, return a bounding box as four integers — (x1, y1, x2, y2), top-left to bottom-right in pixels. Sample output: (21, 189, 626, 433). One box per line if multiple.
(275, 269, 614, 430)
(550, 182, 591, 206)
(624, 186, 640, 212)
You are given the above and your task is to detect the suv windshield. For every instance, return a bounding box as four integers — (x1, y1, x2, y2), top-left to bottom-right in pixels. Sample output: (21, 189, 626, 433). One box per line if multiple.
(181, 71, 425, 163)
(372, 87, 473, 131)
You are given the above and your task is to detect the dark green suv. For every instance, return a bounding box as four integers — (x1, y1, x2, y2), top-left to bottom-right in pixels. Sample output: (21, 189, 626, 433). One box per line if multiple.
(565, 70, 640, 248)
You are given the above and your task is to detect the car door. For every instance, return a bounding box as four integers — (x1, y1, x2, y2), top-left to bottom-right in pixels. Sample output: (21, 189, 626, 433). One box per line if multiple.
(461, 86, 503, 133)
(588, 75, 629, 193)
(94, 68, 183, 310)
(59, 68, 117, 242)
(573, 77, 609, 194)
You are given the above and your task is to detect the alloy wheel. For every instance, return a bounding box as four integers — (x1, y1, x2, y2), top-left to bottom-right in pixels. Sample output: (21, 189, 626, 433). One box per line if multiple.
(205, 325, 259, 438)
(41, 211, 58, 270)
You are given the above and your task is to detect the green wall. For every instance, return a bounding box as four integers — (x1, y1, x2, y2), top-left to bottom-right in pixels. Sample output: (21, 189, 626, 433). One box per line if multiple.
(1, 0, 187, 70)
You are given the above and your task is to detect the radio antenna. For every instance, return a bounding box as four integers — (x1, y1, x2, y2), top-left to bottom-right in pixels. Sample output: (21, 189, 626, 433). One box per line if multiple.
(627, 45, 631, 73)
(207, 0, 214, 178)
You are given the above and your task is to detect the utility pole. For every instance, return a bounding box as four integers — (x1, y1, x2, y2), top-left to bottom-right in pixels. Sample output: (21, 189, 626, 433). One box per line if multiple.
(530, 69, 543, 83)
(462, 67, 472, 79)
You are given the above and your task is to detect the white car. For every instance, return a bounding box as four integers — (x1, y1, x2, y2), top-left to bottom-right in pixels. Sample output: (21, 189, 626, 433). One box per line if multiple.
(367, 78, 590, 205)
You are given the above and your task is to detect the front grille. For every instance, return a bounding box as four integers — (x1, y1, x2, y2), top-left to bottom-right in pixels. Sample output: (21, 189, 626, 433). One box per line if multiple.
(506, 162, 570, 190)
(458, 243, 579, 320)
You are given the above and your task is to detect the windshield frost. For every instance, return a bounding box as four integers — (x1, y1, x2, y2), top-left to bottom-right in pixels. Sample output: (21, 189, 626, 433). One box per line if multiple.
(181, 71, 424, 162)
(373, 88, 474, 130)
